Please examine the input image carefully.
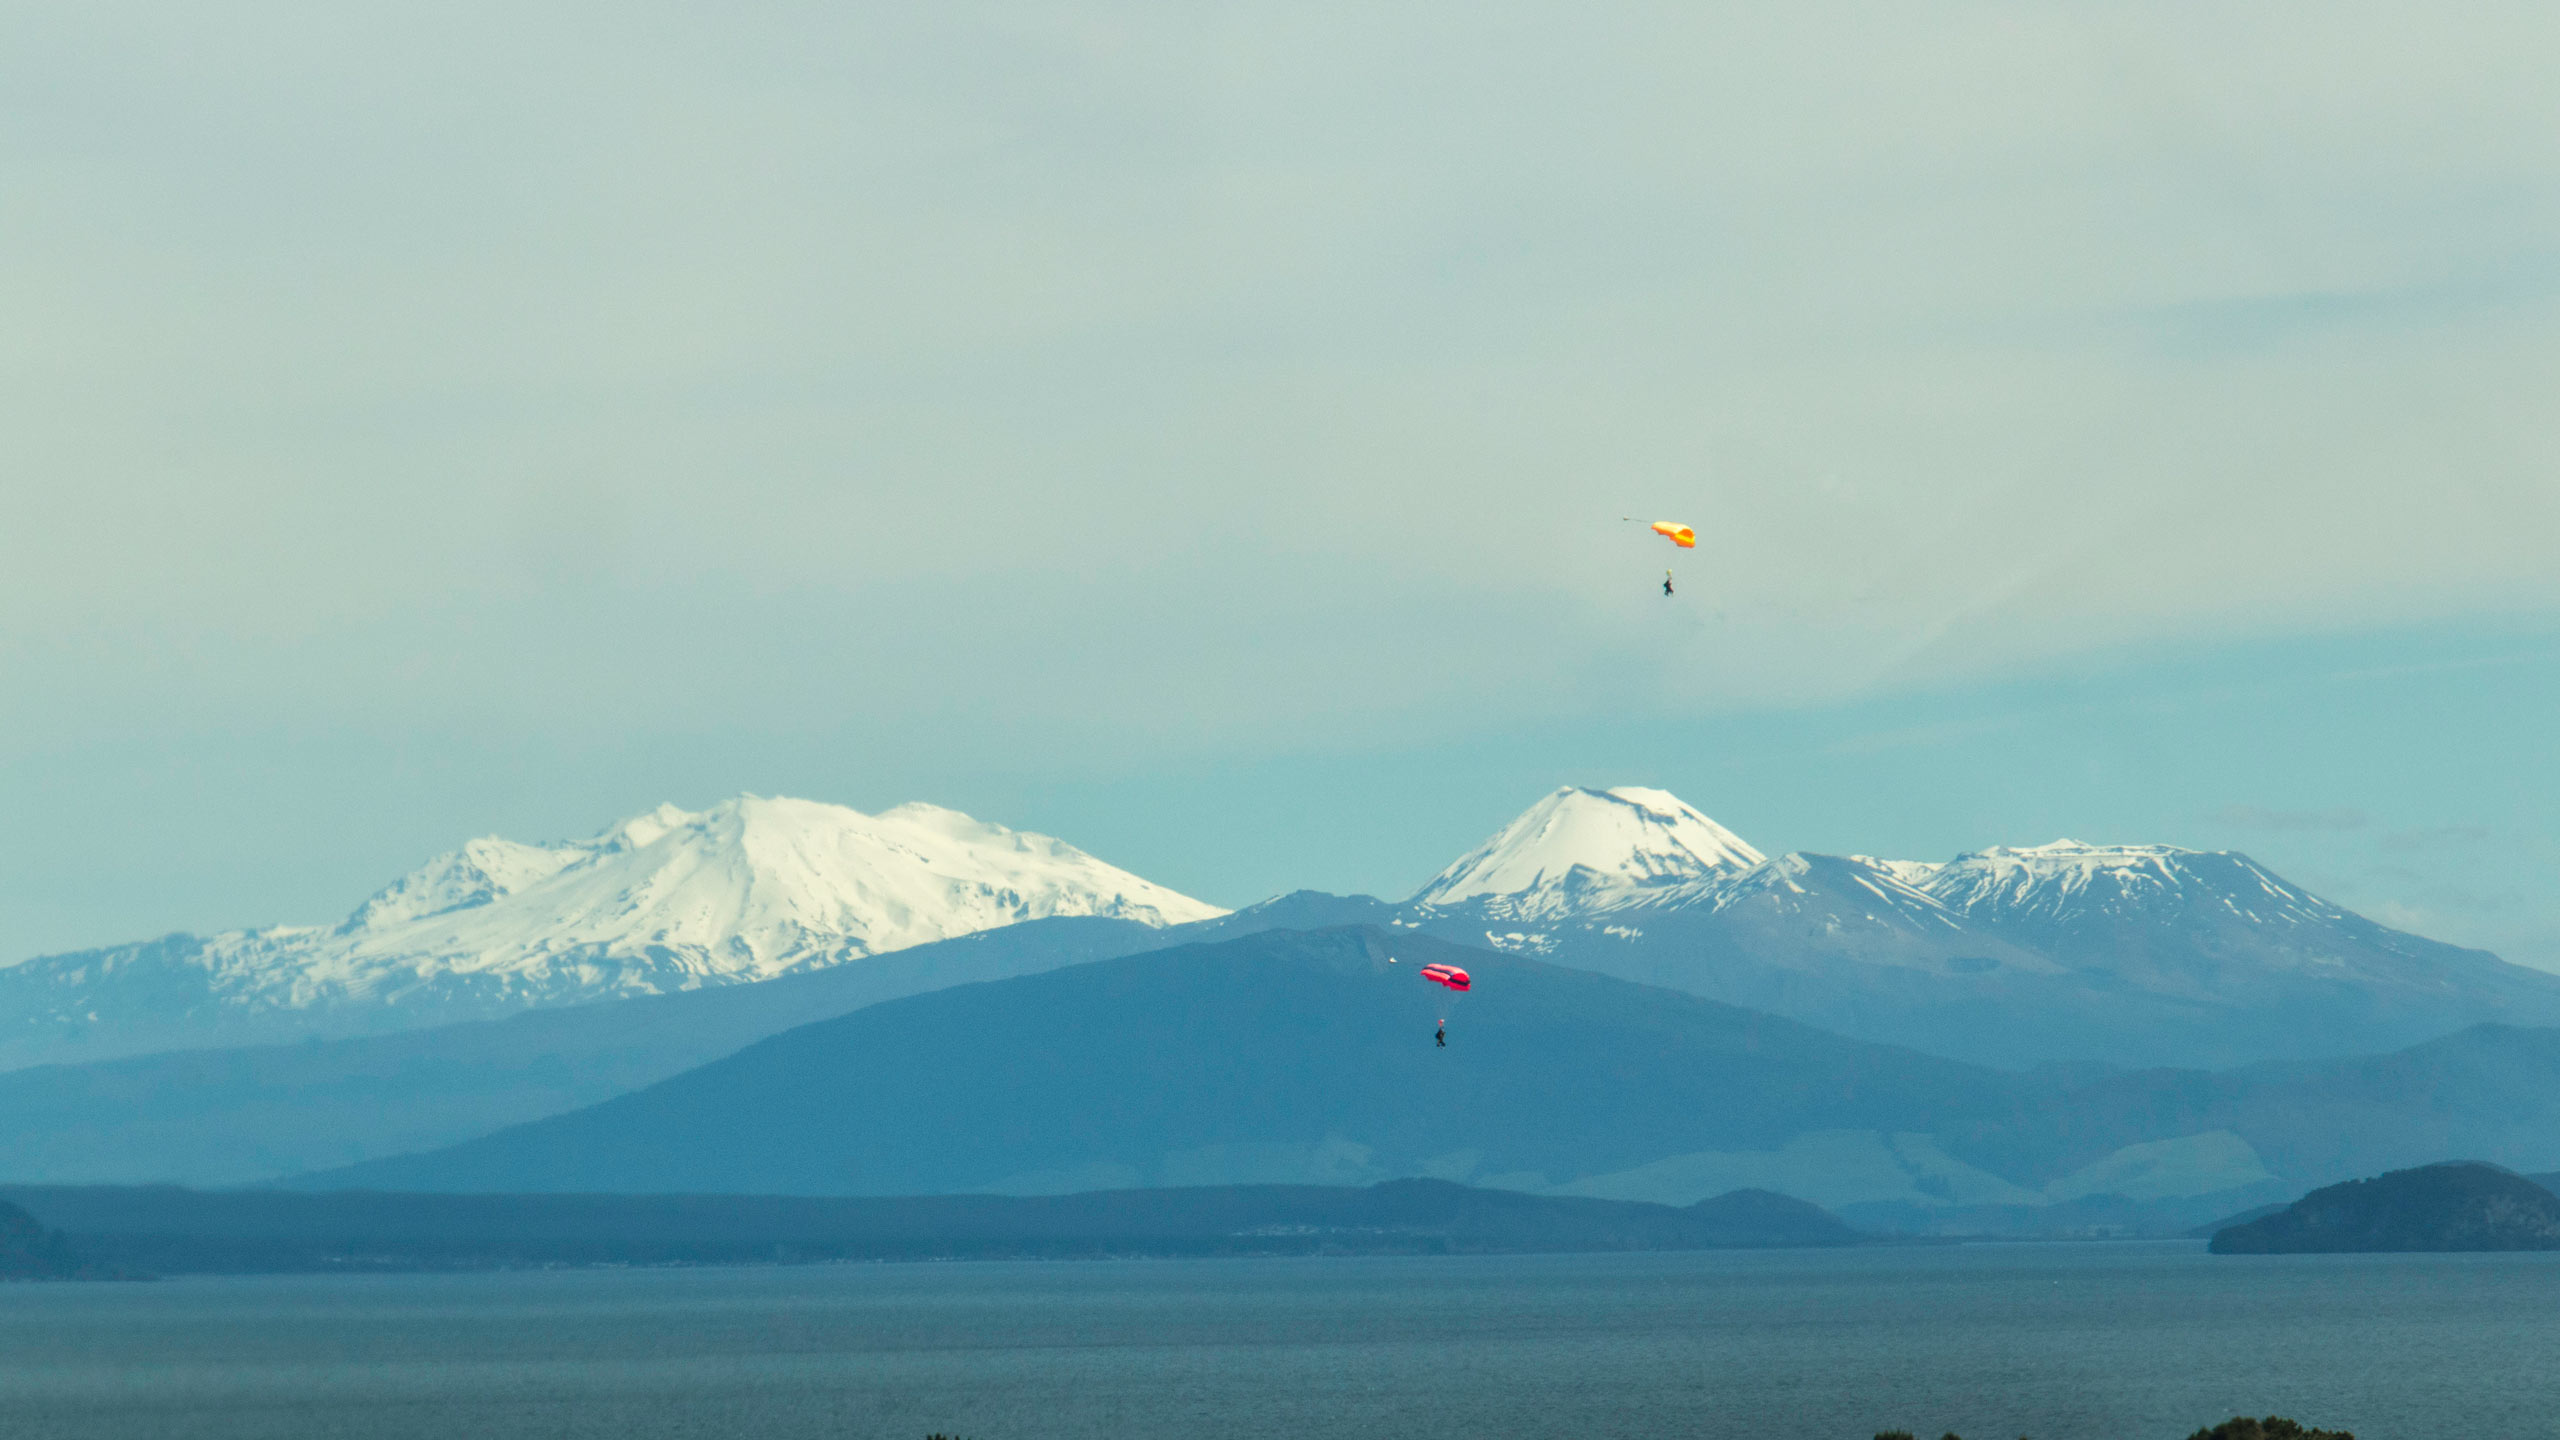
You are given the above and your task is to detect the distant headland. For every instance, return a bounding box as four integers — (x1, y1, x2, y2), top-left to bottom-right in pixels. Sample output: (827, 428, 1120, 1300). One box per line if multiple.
(2211, 1161, 2560, 1253)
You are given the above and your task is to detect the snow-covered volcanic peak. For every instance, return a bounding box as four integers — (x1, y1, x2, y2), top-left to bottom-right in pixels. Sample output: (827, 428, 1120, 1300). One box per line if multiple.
(353, 794, 1211, 957)
(151, 795, 1224, 1014)
(1922, 840, 2341, 928)
(1410, 786, 1764, 919)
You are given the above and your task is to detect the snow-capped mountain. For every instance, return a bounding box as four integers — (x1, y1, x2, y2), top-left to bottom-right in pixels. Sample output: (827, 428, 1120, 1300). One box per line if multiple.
(307, 796, 1219, 996)
(1680, 851, 2050, 973)
(1913, 839, 2548, 1003)
(1698, 851, 1954, 930)
(1400, 787, 2014, 972)
(1925, 841, 2347, 935)
(0, 796, 1222, 1070)
(1379, 789, 2560, 1067)
(1410, 786, 1763, 920)
(19, 781, 2560, 1080)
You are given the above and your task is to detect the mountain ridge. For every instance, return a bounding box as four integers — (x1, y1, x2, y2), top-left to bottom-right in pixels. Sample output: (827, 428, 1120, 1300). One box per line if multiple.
(288, 927, 2560, 1236)
(0, 796, 1221, 1071)
(1371, 793, 2560, 1067)
(0, 1179, 1862, 1272)
(0, 917, 1164, 1186)
(11, 783, 2555, 1080)
(301, 927, 2024, 1198)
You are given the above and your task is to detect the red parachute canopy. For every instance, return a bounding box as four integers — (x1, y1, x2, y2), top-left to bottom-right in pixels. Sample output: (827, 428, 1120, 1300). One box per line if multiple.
(1419, 964, 1471, 992)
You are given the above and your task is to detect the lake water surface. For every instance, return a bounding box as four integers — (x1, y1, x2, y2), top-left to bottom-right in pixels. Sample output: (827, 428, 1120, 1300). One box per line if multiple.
(4, 1241, 2555, 1440)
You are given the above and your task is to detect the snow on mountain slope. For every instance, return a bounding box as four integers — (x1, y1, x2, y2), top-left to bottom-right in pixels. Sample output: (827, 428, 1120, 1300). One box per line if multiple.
(1870, 858, 1944, 890)
(1910, 838, 2560, 1020)
(1670, 852, 2062, 973)
(1385, 808, 2560, 1067)
(1920, 840, 2464, 979)
(1412, 844, 2060, 995)
(1923, 842, 2334, 929)
(1640, 851, 2064, 979)
(0, 796, 1222, 1069)
(1700, 852, 1960, 928)
(301, 795, 1224, 998)
(1410, 787, 1764, 920)
(336, 836, 590, 932)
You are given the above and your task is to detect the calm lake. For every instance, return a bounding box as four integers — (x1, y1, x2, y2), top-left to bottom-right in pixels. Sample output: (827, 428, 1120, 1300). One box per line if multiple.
(4, 1241, 2556, 1440)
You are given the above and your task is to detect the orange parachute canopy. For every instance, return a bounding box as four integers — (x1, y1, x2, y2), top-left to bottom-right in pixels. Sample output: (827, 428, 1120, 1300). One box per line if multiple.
(1650, 521, 1696, 548)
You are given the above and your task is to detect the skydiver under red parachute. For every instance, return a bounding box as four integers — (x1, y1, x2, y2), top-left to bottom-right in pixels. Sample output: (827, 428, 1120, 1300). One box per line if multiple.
(1420, 963, 1469, 1046)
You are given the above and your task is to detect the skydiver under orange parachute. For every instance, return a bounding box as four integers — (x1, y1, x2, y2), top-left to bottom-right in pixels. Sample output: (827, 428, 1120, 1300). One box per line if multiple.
(1624, 518, 1694, 596)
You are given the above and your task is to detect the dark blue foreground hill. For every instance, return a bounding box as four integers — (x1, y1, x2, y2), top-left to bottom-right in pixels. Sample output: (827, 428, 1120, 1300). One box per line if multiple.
(302, 927, 2025, 1197)
(2211, 1161, 2560, 1253)
(0, 915, 1164, 1187)
(0, 1198, 125, 1279)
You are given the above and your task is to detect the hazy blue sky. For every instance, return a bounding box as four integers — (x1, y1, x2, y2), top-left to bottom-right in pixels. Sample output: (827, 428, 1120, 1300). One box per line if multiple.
(5, 4, 2556, 966)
